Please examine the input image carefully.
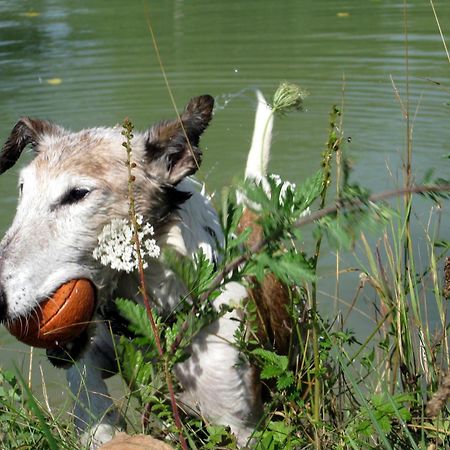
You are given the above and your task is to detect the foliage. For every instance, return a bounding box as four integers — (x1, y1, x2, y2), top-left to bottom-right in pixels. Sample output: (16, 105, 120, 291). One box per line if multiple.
(0, 368, 80, 449)
(111, 130, 449, 448)
(4, 80, 450, 449)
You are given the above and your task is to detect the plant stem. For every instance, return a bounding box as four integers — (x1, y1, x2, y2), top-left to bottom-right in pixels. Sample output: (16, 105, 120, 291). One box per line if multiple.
(402, 0, 414, 392)
(122, 119, 187, 450)
(429, 0, 450, 63)
(310, 105, 341, 448)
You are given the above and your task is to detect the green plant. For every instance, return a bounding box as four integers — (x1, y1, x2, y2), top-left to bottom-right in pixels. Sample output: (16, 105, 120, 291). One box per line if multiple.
(0, 367, 81, 449)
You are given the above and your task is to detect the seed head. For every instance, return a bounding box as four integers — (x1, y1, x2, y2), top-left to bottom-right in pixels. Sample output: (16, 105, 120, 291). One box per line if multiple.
(272, 82, 308, 115)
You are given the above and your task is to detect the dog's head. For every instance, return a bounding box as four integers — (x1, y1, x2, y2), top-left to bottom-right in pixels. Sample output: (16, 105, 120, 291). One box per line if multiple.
(0, 95, 214, 326)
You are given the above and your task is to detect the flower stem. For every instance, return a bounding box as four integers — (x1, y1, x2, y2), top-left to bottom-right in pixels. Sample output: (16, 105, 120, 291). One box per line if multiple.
(122, 119, 187, 450)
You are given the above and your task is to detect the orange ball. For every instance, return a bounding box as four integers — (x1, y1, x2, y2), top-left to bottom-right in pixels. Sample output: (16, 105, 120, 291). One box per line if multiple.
(7, 279, 95, 349)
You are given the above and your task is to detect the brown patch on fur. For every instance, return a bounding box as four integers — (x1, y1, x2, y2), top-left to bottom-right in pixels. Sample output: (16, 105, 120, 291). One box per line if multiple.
(236, 208, 263, 247)
(249, 274, 292, 354)
(237, 208, 292, 354)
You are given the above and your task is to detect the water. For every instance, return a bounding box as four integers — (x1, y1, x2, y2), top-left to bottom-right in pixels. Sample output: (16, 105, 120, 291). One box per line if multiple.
(0, 0, 449, 392)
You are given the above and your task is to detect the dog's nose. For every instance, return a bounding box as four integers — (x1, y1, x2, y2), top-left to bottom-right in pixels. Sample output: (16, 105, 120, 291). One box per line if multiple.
(0, 285, 7, 321)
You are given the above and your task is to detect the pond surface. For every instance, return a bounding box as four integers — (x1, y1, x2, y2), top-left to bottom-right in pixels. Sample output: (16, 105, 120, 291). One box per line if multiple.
(0, 0, 449, 394)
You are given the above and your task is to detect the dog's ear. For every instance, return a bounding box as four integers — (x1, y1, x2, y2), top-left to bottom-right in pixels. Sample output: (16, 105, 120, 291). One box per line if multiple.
(144, 95, 214, 184)
(0, 117, 61, 175)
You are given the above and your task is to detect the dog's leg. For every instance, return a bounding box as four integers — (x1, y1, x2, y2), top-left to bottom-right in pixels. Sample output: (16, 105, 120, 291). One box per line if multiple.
(174, 282, 262, 446)
(66, 323, 124, 450)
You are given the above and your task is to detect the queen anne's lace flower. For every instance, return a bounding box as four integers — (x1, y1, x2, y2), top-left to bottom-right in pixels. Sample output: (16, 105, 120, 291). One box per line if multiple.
(93, 215, 160, 273)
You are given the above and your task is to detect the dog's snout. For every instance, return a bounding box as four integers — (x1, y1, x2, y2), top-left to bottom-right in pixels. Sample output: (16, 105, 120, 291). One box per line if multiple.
(0, 285, 6, 322)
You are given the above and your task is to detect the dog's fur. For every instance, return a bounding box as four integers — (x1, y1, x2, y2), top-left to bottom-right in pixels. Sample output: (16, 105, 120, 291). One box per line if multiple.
(0, 93, 287, 448)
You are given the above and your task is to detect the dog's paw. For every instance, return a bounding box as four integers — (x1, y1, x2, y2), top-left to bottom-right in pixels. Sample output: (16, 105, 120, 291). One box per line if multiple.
(81, 423, 120, 450)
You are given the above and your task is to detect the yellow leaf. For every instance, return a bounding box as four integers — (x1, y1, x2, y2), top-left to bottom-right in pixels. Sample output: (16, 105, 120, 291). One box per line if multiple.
(22, 11, 40, 18)
(46, 78, 62, 86)
(337, 12, 350, 17)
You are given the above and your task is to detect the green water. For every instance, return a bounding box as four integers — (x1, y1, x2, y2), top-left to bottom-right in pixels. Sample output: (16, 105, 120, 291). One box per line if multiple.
(0, 0, 449, 388)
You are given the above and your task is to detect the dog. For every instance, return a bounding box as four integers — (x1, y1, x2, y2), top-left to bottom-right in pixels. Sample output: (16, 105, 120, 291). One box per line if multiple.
(0, 92, 290, 448)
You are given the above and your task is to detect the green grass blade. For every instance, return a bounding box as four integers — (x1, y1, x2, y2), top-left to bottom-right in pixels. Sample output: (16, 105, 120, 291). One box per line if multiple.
(14, 365, 60, 450)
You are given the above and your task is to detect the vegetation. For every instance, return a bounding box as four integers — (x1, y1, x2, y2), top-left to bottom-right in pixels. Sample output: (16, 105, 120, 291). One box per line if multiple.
(1, 80, 448, 449)
(112, 86, 449, 449)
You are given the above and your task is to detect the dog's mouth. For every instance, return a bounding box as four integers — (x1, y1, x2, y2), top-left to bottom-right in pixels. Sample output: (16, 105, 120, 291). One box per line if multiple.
(5, 278, 97, 351)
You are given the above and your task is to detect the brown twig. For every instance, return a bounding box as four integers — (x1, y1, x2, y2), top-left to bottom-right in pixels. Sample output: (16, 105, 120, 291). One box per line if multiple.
(426, 371, 450, 417)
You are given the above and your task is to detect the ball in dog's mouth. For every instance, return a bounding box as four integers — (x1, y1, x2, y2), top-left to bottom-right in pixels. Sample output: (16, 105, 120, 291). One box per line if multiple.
(6, 279, 96, 349)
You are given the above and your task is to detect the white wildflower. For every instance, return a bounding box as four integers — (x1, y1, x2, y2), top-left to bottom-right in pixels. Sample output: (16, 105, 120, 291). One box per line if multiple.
(93, 214, 160, 273)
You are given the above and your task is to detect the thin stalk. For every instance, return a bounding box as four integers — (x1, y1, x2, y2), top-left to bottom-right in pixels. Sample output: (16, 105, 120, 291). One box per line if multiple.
(335, 75, 346, 425)
(403, 0, 414, 310)
(311, 105, 341, 445)
(144, 8, 200, 171)
(429, 0, 450, 63)
(28, 347, 33, 389)
(122, 120, 188, 450)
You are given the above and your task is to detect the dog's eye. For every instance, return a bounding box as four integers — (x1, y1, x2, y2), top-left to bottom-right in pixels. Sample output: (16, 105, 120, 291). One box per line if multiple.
(60, 188, 90, 206)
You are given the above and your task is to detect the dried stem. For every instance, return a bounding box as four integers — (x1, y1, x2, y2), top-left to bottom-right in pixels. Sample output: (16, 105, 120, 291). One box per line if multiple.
(426, 371, 450, 417)
(144, 9, 200, 172)
(429, 0, 450, 63)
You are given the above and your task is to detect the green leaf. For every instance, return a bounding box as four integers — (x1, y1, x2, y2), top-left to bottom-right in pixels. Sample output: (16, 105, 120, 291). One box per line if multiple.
(295, 170, 324, 210)
(276, 371, 295, 389)
(115, 298, 157, 346)
(253, 251, 315, 285)
(434, 240, 449, 249)
(162, 248, 216, 298)
(251, 348, 289, 380)
(118, 337, 158, 403)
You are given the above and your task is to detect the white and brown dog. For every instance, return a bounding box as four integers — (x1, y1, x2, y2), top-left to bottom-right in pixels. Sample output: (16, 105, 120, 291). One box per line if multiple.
(0, 92, 290, 448)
